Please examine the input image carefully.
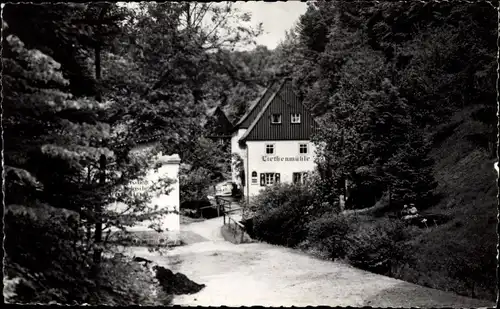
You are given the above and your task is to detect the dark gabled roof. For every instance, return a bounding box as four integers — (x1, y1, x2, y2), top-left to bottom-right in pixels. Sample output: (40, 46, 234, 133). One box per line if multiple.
(239, 79, 320, 142)
(239, 80, 287, 141)
(231, 81, 281, 132)
(204, 105, 233, 135)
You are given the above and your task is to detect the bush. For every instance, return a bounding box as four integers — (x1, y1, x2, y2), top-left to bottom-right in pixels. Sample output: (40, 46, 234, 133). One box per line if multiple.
(252, 183, 315, 247)
(179, 166, 212, 204)
(254, 203, 307, 247)
(4, 205, 96, 304)
(343, 217, 407, 274)
(4, 204, 173, 305)
(305, 212, 411, 274)
(306, 212, 352, 259)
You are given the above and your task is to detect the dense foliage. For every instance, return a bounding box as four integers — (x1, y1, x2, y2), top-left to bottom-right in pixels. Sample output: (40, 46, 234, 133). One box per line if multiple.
(251, 1, 497, 301)
(3, 3, 264, 304)
(278, 1, 496, 211)
(251, 182, 318, 247)
(3, 1, 497, 304)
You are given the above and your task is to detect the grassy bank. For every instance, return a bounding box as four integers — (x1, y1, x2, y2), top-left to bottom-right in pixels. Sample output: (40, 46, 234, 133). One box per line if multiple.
(389, 109, 497, 300)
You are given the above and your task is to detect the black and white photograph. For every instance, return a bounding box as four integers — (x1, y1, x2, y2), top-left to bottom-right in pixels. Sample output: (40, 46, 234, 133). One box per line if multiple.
(2, 1, 498, 307)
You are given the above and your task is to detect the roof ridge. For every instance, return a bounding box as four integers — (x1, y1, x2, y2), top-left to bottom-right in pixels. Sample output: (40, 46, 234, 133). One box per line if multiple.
(239, 79, 287, 143)
(232, 80, 280, 129)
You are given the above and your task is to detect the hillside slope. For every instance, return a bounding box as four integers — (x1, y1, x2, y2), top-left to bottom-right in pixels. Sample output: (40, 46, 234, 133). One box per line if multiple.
(390, 107, 497, 301)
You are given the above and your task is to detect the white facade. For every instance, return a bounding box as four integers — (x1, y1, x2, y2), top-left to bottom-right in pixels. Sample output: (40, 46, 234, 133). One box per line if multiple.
(231, 129, 248, 188)
(245, 140, 316, 197)
(231, 131, 317, 198)
(108, 150, 181, 244)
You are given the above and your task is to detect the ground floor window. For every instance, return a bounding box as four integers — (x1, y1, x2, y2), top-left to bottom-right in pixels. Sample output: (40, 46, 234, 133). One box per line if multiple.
(293, 172, 308, 184)
(260, 173, 280, 186)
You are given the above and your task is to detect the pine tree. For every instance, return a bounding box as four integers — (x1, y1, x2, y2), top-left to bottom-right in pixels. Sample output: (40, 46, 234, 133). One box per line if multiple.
(3, 14, 175, 303)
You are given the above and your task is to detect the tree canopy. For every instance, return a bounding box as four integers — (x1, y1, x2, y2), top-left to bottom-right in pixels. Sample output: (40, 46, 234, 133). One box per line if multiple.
(3, 3, 265, 304)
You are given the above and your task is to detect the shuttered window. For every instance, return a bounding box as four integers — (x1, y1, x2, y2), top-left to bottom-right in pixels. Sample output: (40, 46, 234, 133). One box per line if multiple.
(293, 172, 308, 184)
(265, 173, 274, 185)
(293, 172, 302, 184)
(261, 173, 280, 186)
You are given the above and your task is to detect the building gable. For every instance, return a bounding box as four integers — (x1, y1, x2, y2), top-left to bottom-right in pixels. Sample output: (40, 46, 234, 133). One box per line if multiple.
(206, 106, 233, 136)
(232, 81, 282, 131)
(240, 79, 319, 141)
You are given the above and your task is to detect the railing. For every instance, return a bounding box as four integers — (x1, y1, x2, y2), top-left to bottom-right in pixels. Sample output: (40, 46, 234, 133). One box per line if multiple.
(216, 196, 247, 243)
(226, 215, 246, 243)
(215, 196, 236, 224)
(197, 196, 231, 218)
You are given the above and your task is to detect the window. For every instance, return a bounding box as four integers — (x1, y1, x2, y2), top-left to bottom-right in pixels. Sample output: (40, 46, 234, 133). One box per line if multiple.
(293, 172, 308, 184)
(265, 173, 275, 185)
(251, 171, 258, 185)
(299, 143, 308, 154)
(265, 144, 275, 154)
(271, 113, 282, 124)
(293, 172, 302, 184)
(260, 173, 280, 186)
(291, 113, 301, 124)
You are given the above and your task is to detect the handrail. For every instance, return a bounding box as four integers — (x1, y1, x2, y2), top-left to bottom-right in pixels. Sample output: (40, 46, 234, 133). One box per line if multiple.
(216, 196, 247, 243)
(228, 215, 245, 229)
(216, 196, 233, 224)
(226, 213, 246, 243)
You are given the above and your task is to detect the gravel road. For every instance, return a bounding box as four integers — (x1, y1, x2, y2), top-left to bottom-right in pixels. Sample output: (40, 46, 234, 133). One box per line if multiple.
(128, 214, 494, 307)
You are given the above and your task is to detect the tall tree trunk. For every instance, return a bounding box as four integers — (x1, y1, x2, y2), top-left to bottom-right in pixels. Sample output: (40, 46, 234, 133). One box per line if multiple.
(92, 154, 106, 277)
(92, 5, 108, 278)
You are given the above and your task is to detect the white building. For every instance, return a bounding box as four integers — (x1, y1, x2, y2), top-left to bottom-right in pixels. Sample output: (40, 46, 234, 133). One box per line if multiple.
(231, 78, 320, 199)
(108, 142, 181, 244)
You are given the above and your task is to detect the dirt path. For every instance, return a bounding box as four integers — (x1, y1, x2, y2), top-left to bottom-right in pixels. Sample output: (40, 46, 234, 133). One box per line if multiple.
(129, 215, 494, 307)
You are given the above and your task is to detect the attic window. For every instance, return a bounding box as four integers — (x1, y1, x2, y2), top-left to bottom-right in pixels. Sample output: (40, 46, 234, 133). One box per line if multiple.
(291, 113, 301, 124)
(271, 114, 282, 124)
(265, 144, 275, 154)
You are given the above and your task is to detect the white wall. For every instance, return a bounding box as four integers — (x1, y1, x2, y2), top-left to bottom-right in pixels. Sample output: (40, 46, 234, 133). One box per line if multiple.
(245, 140, 317, 196)
(107, 152, 181, 244)
(231, 129, 248, 186)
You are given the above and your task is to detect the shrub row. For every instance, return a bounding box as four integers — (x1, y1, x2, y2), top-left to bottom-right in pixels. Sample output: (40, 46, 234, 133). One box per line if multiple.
(252, 182, 317, 247)
(251, 183, 411, 275)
